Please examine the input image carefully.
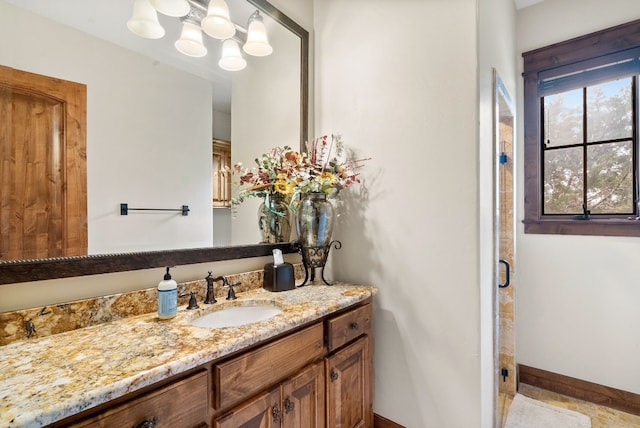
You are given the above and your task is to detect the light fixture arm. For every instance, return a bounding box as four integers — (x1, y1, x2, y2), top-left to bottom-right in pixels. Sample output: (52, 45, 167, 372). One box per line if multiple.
(247, 10, 261, 24)
(179, 1, 205, 25)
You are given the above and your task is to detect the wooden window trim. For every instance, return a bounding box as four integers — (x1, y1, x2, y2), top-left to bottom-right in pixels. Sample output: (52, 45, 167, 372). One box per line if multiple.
(523, 19, 640, 237)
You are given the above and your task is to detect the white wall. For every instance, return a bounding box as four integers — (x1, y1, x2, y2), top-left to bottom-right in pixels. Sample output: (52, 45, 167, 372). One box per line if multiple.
(315, 0, 486, 426)
(0, 2, 214, 255)
(516, 0, 640, 394)
(213, 110, 232, 141)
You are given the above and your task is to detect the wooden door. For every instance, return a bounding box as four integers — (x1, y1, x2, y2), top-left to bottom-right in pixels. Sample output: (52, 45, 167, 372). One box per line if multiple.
(215, 387, 281, 428)
(326, 336, 373, 428)
(282, 361, 325, 428)
(0, 65, 86, 260)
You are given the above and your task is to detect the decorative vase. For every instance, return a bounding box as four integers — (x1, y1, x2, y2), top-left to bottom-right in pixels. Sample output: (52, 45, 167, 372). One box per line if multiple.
(295, 192, 340, 285)
(258, 194, 291, 243)
(296, 192, 335, 246)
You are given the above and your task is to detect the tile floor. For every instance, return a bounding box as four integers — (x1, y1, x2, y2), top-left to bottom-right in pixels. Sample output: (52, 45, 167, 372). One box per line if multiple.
(498, 384, 640, 427)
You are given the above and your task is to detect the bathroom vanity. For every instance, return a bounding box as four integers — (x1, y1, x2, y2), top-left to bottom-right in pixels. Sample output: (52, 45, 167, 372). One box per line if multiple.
(0, 284, 375, 427)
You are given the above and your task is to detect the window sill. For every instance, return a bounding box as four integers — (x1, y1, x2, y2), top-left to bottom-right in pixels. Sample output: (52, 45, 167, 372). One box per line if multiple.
(523, 218, 640, 237)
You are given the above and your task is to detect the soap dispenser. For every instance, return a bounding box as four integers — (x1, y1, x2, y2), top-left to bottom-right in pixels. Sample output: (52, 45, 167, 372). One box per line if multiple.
(158, 266, 178, 319)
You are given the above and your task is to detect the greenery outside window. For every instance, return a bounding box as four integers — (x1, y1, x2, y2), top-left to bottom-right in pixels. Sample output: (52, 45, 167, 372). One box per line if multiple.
(523, 19, 640, 237)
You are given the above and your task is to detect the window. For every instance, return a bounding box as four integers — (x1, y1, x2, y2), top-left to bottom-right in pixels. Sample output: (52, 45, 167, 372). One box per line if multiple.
(523, 19, 640, 237)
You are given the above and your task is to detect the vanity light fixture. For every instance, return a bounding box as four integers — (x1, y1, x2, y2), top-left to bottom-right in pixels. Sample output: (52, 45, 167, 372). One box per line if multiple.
(150, 0, 191, 17)
(175, 21, 208, 57)
(127, 0, 166, 39)
(127, 0, 273, 70)
(243, 10, 272, 56)
(201, 0, 236, 40)
(218, 39, 247, 71)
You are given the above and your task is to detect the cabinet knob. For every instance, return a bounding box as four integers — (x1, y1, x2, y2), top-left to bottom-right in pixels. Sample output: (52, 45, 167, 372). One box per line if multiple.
(272, 404, 281, 422)
(349, 322, 359, 330)
(330, 369, 339, 382)
(132, 417, 158, 428)
(284, 396, 295, 413)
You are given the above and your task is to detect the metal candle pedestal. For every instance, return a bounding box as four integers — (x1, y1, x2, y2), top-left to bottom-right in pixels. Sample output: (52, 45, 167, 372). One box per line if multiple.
(294, 240, 342, 286)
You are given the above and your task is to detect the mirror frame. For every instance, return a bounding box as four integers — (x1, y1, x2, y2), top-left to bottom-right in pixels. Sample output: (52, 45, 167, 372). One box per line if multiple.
(0, 0, 308, 285)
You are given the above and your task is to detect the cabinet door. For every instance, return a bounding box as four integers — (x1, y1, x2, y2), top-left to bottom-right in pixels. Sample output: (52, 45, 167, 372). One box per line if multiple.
(215, 387, 282, 428)
(282, 361, 325, 428)
(326, 336, 372, 428)
(214, 323, 325, 410)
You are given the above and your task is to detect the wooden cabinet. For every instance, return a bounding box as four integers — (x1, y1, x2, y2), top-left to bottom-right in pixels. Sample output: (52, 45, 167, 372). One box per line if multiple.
(214, 387, 281, 428)
(50, 300, 373, 428)
(282, 361, 325, 427)
(214, 303, 372, 428)
(326, 337, 372, 428)
(213, 323, 325, 411)
(212, 139, 231, 208)
(326, 303, 372, 352)
(65, 370, 209, 428)
(325, 303, 373, 428)
(214, 361, 325, 428)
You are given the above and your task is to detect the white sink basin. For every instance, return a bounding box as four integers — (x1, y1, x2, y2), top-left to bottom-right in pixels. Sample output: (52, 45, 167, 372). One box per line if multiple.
(190, 304, 282, 328)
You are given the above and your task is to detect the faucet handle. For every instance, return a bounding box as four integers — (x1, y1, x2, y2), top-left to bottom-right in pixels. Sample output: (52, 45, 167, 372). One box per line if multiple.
(224, 279, 241, 300)
(180, 291, 200, 310)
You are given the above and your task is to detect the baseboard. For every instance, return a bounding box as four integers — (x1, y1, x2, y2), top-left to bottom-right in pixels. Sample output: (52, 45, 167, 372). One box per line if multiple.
(374, 413, 405, 428)
(518, 364, 640, 416)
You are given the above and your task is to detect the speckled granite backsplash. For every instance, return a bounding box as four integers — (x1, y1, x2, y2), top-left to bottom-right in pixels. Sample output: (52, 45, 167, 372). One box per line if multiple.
(0, 264, 304, 346)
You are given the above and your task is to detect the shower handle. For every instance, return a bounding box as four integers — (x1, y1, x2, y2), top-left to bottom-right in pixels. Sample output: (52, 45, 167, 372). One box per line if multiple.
(498, 259, 510, 288)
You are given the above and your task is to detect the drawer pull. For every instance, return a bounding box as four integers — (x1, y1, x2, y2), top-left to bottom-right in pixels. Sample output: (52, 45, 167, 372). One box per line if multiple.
(349, 322, 360, 331)
(132, 417, 158, 428)
(330, 369, 339, 382)
(272, 404, 281, 422)
(284, 396, 295, 413)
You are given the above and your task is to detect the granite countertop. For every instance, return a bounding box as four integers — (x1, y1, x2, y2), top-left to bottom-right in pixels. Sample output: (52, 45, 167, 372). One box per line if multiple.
(0, 283, 376, 428)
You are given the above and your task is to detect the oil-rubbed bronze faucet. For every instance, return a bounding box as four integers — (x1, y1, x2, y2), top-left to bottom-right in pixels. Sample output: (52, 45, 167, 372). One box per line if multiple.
(210, 272, 242, 303)
(204, 271, 217, 304)
(209, 275, 241, 300)
(225, 280, 237, 300)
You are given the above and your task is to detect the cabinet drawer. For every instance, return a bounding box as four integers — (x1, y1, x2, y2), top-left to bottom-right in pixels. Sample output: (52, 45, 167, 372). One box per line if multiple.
(326, 303, 371, 352)
(214, 322, 325, 410)
(68, 370, 209, 427)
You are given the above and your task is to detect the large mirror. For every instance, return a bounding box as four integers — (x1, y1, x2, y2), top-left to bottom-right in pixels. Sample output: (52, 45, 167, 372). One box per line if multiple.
(0, 0, 308, 284)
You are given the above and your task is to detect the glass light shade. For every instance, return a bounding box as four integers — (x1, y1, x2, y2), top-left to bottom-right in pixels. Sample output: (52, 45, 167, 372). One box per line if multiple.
(175, 22, 208, 57)
(150, 0, 190, 17)
(219, 39, 246, 71)
(243, 14, 272, 56)
(127, 0, 165, 39)
(201, 0, 236, 40)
